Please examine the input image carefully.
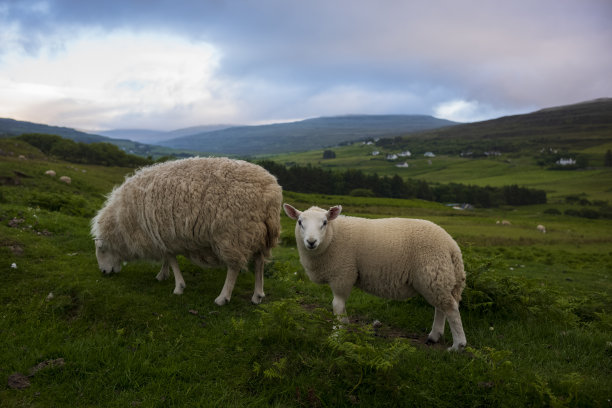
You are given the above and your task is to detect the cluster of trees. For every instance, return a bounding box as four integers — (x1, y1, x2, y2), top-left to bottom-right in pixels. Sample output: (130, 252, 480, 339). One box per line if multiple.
(17, 134, 153, 167)
(322, 150, 337, 159)
(257, 160, 546, 208)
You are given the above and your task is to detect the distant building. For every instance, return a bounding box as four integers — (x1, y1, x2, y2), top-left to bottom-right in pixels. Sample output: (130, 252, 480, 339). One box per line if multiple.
(386, 154, 398, 160)
(371, 150, 380, 156)
(556, 158, 576, 166)
(398, 151, 411, 157)
(424, 152, 435, 157)
(395, 162, 409, 168)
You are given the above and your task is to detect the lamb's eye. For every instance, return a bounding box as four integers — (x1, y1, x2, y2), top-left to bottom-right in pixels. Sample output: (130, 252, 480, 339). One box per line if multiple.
(298, 220, 302, 227)
(322, 220, 327, 227)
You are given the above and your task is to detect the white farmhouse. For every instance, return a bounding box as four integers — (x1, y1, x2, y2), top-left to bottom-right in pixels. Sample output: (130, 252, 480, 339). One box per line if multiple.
(556, 158, 576, 166)
(386, 154, 398, 160)
(398, 151, 412, 157)
(371, 150, 380, 156)
(395, 162, 409, 168)
(424, 152, 436, 157)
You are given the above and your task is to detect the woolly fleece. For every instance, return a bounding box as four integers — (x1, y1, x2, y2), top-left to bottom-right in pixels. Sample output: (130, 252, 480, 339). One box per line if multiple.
(284, 204, 467, 350)
(91, 157, 282, 304)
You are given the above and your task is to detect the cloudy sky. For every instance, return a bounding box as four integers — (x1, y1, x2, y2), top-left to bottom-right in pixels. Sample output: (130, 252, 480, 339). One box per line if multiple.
(1, 0, 610, 131)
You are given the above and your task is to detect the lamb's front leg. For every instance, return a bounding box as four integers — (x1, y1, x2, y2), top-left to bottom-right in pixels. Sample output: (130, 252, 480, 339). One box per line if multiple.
(330, 282, 352, 325)
(167, 257, 186, 295)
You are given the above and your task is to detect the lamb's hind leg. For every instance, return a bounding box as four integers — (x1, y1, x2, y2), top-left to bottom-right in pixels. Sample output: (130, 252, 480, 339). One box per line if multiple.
(215, 267, 239, 306)
(251, 253, 266, 305)
(442, 300, 466, 351)
(167, 257, 186, 295)
(426, 308, 446, 344)
(156, 259, 170, 281)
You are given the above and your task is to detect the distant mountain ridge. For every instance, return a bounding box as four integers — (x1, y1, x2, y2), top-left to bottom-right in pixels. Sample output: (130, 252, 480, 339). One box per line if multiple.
(2, 98, 610, 157)
(97, 124, 236, 144)
(0, 118, 117, 144)
(157, 115, 457, 155)
(0, 118, 188, 159)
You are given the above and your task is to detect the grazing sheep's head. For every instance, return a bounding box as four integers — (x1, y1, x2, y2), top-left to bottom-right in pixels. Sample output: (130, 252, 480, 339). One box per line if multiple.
(94, 238, 122, 274)
(283, 204, 342, 251)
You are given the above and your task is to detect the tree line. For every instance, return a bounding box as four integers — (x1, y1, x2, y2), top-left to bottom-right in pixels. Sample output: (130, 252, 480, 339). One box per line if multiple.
(257, 160, 546, 208)
(17, 133, 153, 167)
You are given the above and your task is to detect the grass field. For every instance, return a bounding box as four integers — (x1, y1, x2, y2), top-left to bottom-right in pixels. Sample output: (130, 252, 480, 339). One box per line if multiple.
(266, 141, 612, 202)
(1, 140, 611, 407)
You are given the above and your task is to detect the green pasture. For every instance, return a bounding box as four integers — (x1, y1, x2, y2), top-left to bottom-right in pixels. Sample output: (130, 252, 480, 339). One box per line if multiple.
(1, 143, 611, 407)
(266, 141, 612, 202)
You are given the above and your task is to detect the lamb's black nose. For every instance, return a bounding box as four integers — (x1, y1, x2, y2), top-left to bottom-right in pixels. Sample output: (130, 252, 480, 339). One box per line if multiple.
(306, 239, 317, 248)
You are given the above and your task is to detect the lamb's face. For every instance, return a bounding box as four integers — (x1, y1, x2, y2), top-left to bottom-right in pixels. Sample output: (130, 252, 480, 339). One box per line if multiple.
(94, 239, 122, 274)
(284, 204, 342, 251)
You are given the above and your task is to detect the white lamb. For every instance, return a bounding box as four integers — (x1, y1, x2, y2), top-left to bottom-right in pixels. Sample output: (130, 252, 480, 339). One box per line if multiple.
(91, 157, 282, 305)
(284, 204, 467, 351)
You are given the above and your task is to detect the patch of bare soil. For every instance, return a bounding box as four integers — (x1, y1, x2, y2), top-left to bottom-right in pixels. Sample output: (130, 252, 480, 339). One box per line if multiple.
(7, 358, 65, 390)
(298, 302, 449, 350)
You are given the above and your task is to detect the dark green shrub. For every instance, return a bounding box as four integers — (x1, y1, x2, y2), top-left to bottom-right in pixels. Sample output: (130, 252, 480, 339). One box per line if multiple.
(27, 192, 95, 217)
(462, 249, 573, 323)
(350, 188, 375, 197)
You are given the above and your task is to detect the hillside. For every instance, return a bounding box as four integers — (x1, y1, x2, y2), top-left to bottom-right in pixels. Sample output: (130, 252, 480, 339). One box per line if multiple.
(0, 118, 198, 159)
(0, 118, 115, 144)
(158, 115, 457, 155)
(97, 124, 235, 144)
(379, 98, 612, 155)
(1, 138, 611, 406)
(269, 99, 612, 203)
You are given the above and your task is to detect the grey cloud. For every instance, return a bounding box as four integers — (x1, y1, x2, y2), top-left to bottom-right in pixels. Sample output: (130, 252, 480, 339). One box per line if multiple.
(1, 0, 611, 126)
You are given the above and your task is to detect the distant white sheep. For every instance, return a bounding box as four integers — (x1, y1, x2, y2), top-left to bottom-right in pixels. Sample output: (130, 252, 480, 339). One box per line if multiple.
(284, 204, 467, 351)
(91, 157, 282, 305)
(537, 224, 546, 233)
(59, 176, 71, 184)
(45, 170, 56, 177)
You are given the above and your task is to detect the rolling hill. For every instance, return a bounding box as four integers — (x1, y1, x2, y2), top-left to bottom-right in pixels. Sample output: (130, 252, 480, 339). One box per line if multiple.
(267, 98, 612, 202)
(378, 98, 612, 155)
(0, 118, 197, 159)
(157, 115, 457, 155)
(97, 124, 236, 144)
(0, 118, 115, 144)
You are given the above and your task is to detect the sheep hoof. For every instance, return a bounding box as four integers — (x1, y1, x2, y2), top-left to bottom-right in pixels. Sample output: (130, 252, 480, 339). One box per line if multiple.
(173, 283, 185, 295)
(426, 333, 442, 345)
(156, 271, 169, 281)
(214, 296, 229, 306)
(251, 293, 265, 305)
(447, 343, 467, 352)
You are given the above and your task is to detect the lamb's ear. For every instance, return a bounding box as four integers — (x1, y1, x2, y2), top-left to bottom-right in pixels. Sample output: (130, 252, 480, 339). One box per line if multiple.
(283, 203, 301, 220)
(327, 205, 342, 221)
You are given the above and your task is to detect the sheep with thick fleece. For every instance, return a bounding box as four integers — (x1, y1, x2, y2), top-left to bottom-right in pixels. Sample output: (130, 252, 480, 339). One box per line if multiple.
(284, 204, 467, 351)
(91, 157, 282, 305)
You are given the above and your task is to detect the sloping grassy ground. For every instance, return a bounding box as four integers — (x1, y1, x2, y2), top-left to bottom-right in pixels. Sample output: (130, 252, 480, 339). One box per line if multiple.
(1, 142, 611, 407)
(266, 141, 612, 202)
